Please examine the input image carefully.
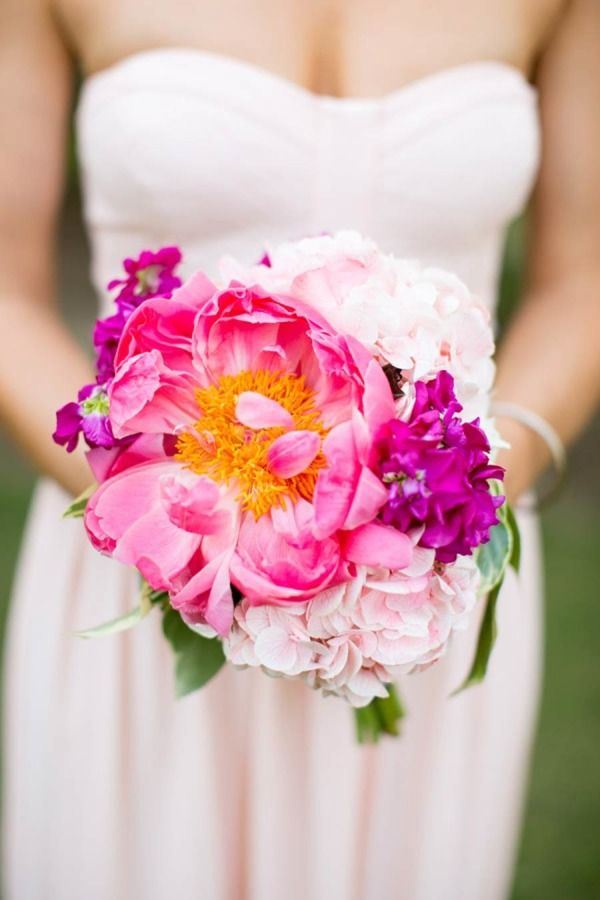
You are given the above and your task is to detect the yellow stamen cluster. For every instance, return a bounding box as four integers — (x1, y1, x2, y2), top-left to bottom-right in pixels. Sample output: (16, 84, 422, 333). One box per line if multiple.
(175, 369, 329, 518)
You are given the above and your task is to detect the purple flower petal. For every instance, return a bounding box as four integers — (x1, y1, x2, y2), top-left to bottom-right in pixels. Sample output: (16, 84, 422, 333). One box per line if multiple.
(53, 402, 83, 453)
(376, 371, 505, 563)
(93, 246, 184, 382)
(81, 412, 115, 449)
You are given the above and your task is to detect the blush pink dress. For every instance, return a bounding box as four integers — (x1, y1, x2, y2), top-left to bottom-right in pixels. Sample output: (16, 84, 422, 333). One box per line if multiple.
(3, 49, 543, 900)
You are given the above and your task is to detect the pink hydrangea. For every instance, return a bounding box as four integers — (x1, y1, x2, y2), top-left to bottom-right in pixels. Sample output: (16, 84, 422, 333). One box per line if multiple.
(224, 549, 480, 707)
(219, 230, 495, 419)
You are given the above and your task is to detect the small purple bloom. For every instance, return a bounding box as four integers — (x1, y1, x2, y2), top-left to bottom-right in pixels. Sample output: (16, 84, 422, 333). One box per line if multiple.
(53, 401, 83, 453)
(54, 247, 182, 458)
(94, 246, 183, 382)
(107, 246, 183, 312)
(376, 371, 504, 563)
(93, 311, 127, 383)
(78, 384, 114, 448)
(53, 383, 116, 452)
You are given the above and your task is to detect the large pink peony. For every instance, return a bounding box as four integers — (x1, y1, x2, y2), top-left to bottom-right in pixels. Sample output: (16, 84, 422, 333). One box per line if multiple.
(85, 276, 412, 636)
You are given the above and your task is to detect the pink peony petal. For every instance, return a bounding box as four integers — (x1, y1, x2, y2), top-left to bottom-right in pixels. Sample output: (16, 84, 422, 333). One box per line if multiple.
(109, 349, 198, 437)
(160, 474, 232, 535)
(342, 522, 413, 570)
(170, 550, 235, 637)
(114, 294, 203, 373)
(86, 433, 168, 484)
(230, 509, 341, 603)
(202, 551, 235, 636)
(312, 421, 358, 537)
(343, 466, 388, 531)
(235, 391, 294, 429)
(84, 460, 201, 590)
(267, 430, 321, 479)
(361, 358, 397, 432)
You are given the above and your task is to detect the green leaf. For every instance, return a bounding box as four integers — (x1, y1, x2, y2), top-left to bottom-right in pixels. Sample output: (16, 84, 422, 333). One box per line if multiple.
(63, 483, 96, 519)
(452, 580, 502, 694)
(504, 502, 521, 573)
(452, 494, 521, 696)
(475, 518, 511, 593)
(354, 701, 381, 743)
(162, 609, 226, 698)
(76, 579, 154, 638)
(76, 605, 148, 639)
(354, 683, 406, 743)
(374, 683, 405, 736)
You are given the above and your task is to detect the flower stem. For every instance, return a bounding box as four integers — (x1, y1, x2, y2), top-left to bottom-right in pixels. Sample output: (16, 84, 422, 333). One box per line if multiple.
(354, 683, 405, 743)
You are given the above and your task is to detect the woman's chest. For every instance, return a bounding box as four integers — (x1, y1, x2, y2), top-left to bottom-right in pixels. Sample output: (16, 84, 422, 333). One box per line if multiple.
(57, 0, 562, 94)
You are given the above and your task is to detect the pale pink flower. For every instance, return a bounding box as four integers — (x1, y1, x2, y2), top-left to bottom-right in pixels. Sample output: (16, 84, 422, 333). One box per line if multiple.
(224, 554, 480, 707)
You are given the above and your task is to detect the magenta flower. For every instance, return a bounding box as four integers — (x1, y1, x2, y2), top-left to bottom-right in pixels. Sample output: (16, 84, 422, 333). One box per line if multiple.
(108, 246, 183, 312)
(53, 383, 115, 452)
(376, 371, 504, 563)
(93, 312, 127, 383)
(53, 400, 83, 453)
(54, 247, 185, 453)
(256, 251, 272, 267)
(94, 246, 183, 382)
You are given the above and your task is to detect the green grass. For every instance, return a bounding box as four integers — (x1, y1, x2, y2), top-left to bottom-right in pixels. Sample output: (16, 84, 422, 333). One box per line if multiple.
(0, 476, 33, 655)
(512, 502, 600, 899)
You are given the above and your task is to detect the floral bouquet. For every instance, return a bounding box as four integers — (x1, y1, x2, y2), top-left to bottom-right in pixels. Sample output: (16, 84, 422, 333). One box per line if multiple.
(54, 232, 519, 741)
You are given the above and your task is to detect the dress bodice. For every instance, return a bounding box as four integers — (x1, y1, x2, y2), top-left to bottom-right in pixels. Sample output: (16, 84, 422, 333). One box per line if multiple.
(76, 48, 540, 313)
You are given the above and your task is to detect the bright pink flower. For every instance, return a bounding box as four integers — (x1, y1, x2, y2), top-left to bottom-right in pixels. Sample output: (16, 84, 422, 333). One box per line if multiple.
(86, 433, 173, 484)
(109, 350, 199, 438)
(230, 500, 342, 603)
(113, 273, 217, 372)
(312, 359, 397, 542)
(85, 462, 203, 584)
(85, 461, 239, 634)
(86, 279, 405, 635)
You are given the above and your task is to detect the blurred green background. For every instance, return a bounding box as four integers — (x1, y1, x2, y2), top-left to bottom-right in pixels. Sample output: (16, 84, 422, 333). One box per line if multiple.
(1, 165, 599, 899)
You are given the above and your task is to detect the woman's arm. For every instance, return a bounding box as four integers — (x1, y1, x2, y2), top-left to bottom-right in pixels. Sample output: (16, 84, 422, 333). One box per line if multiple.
(494, 0, 600, 502)
(0, 0, 94, 495)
